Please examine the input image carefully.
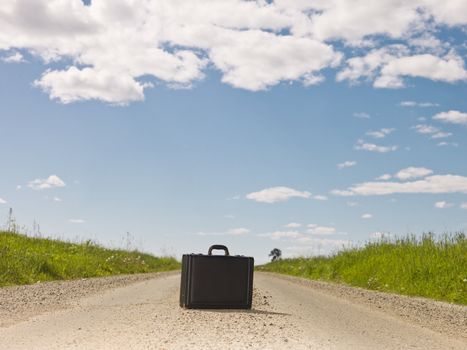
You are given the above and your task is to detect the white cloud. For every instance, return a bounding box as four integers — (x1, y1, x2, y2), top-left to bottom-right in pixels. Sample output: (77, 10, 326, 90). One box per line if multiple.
(301, 2, 418, 42)
(395, 167, 433, 180)
(258, 231, 301, 240)
(412, 124, 452, 139)
(0, 198, 7, 204)
(16, 185, 22, 190)
(285, 222, 302, 228)
(28, 175, 66, 190)
(361, 213, 373, 219)
(278, 0, 467, 39)
(460, 203, 467, 210)
(0, 0, 342, 104)
(353, 112, 371, 119)
(376, 54, 467, 87)
(224, 214, 235, 219)
(433, 110, 467, 126)
(34, 67, 153, 105)
(376, 174, 392, 180)
(337, 45, 409, 85)
(313, 195, 328, 201)
(209, 31, 341, 91)
(338, 46, 467, 88)
(366, 128, 395, 139)
(196, 227, 250, 236)
(227, 228, 250, 235)
(1, 51, 25, 63)
(347, 201, 358, 207)
(437, 141, 458, 147)
(337, 160, 356, 169)
(69, 219, 84, 224)
(432, 131, 453, 139)
(424, 0, 467, 26)
(332, 174, 467, 196)
(413, 124, 439, 134)
(434, 201, 454, 209)
(227, 194, 241, 201)
(2, 0, 466, 103)
(355, 139, 398, 153)
(400, 101, 439, 107)
(259, 224, 340, 243)
(246, 186, 311, 203)
(408, 34, 444, 52)
(307, 224, 336, 235)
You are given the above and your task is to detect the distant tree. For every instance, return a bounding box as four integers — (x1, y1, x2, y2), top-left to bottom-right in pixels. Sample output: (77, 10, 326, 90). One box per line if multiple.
(269, 248, 282, 262)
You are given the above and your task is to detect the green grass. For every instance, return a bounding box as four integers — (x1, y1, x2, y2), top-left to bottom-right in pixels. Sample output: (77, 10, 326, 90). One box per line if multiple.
(0, 231, 180, 287)
(257, 233, 467, 305)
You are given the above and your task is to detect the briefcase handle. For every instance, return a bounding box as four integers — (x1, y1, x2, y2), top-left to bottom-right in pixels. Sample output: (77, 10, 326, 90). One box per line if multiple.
(208, 245, 230, 256)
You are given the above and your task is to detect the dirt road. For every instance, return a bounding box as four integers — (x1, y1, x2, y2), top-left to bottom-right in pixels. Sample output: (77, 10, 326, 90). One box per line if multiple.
(0, 272, 465, 349)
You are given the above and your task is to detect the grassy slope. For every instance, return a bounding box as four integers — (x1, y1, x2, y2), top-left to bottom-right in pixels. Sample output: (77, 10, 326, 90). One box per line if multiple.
(257, 233, 467, 305)
(0, 231, 180, 287)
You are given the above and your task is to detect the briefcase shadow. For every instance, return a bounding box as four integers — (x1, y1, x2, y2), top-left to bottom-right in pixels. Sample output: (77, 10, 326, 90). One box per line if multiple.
(203, 308, 290, 316)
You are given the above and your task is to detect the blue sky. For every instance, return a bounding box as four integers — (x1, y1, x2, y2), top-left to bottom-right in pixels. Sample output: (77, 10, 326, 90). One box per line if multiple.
(1, 1, 466, 263)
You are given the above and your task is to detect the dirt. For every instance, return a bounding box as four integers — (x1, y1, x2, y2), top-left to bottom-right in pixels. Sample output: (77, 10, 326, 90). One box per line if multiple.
(0, 271, 178, 327)
(262, 272, 467, 342)
(0, 272, 465, 349)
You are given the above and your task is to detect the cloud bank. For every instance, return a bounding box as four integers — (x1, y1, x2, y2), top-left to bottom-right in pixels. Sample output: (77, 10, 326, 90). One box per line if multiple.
(246, 186, 311, 204)
(1, 0, 466, 104)
(332, 170, 467, 196)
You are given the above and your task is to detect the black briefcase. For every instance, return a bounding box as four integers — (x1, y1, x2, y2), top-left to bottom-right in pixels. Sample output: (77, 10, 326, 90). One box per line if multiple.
(179, 245, 254, 309)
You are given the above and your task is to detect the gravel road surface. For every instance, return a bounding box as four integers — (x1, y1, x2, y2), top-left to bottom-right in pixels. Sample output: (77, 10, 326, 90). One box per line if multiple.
(0, 272, 465, 349)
